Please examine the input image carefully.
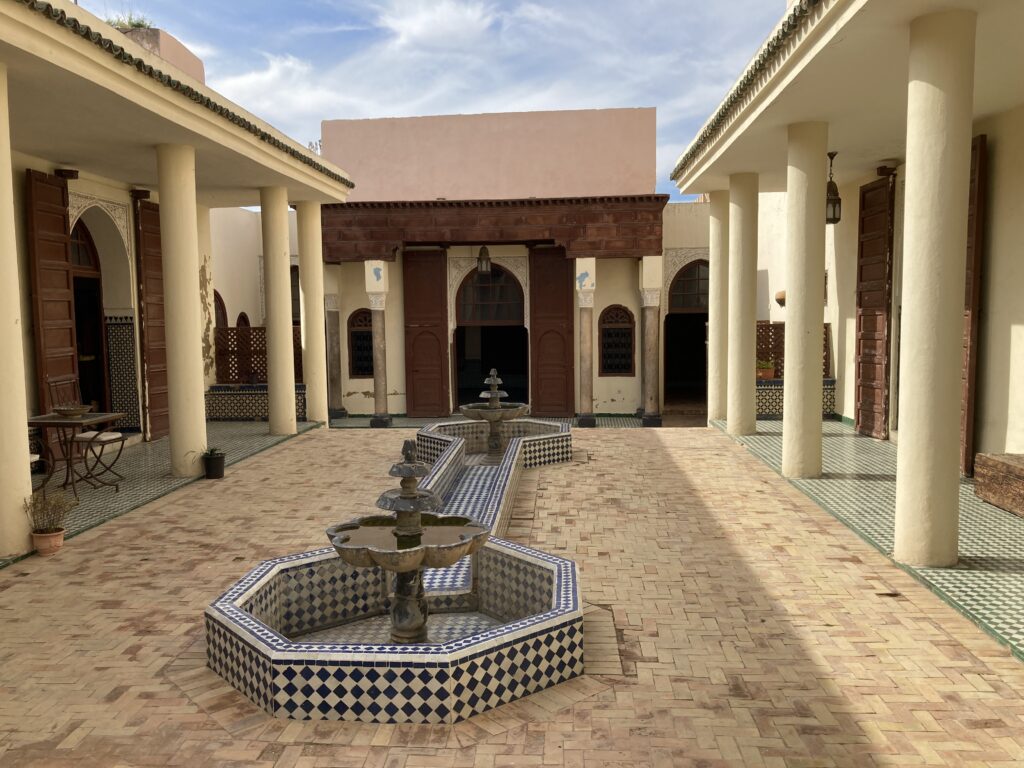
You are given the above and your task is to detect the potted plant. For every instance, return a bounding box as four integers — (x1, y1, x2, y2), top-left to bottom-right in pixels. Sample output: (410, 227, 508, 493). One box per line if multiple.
(202, 448, 225, 479)
(24, 492, 76, 557)
(756, 359, 776, 380)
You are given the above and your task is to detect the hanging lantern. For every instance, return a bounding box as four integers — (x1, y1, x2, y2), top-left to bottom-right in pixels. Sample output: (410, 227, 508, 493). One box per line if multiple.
(477, 245, 492, 275)
(826, 151, 842, 225)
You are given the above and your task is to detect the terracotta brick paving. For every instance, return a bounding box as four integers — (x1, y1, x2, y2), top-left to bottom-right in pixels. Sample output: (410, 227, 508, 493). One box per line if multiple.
(2, 426, 1024, 767)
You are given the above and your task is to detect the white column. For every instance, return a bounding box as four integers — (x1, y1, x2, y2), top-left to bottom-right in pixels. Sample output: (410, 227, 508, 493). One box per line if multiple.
(296, 202, 329, 426)
(575, 257, 596, 427)
(0, 63, 32, 557)
(894, 11, 976, 567)
(157, 144, 207, 477)
(260, 186, 297, 436)
(197, 204, 217, 387)
(707, 190, 729, 423)
(727, 173, 758, 436)
(782, 122, 828, 478)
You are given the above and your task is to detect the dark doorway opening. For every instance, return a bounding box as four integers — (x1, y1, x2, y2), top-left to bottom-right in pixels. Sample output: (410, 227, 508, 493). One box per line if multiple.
(663, 313, 707, 411)
(73, 276, 108, 411)
(455, 326, 529, 406)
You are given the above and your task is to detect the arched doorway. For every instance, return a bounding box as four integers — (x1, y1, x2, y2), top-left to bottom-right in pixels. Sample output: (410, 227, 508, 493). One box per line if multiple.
(455, 265, 528, 405)
(664, 260, 709, 413)
(69, 220, 109, 411)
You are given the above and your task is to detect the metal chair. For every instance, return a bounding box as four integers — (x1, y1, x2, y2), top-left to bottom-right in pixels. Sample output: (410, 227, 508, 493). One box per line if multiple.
(45, 374, 126, 494)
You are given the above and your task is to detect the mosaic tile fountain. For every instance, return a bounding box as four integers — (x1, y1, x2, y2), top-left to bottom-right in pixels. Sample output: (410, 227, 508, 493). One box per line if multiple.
(207, 380, 580, 722)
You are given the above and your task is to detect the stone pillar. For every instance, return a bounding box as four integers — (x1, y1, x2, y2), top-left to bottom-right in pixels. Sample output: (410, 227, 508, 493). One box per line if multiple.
(0, 63, 32, 557)
(894, 10, 976, 568)
(156, 144, 207, 477)
(325, 293, 346, 419)
(782, 122, 828, 478)
(640, 255, 663, 427)
(575, 257, 596, 428)
(726, 173, 758, 436)
(296, 202, 329, 426)
(260, 186, 296, 436)
(197, 204, 216, 387)
(365, 260, 391, 427)
(707, 190, 729, 423)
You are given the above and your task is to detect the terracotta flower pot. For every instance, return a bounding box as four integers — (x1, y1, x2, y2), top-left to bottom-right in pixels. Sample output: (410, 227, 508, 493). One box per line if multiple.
(756, 368, 776, 381)
(32, 528, 66, 557)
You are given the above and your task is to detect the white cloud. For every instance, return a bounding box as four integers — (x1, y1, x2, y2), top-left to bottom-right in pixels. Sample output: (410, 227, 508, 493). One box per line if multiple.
(205, 0, 782, 189)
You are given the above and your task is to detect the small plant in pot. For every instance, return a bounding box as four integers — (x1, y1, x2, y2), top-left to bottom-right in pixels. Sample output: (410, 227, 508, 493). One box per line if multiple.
(24, 492, 76, 557)
(756, 359, 776, 381)
(202, 447, 225, 479)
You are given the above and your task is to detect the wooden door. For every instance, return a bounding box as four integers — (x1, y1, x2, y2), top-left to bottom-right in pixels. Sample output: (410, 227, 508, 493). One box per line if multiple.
(961, 135, 987, 476)
(855, 176, 895, 439)
(135, 200, 169, 440)
(26, 171, 77, 415)
(403, 250, 450, 417)
(529, 247, 574, 417)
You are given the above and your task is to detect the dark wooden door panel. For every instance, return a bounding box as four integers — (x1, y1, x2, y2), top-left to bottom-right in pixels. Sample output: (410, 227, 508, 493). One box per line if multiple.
(403, 250, 450, 417)
(26, 170, 76, 416)
(136, 199, 169, 440)
(961, 135, 987, 476)
(855, 176, 895, 440)
(529, 247, 574, 417)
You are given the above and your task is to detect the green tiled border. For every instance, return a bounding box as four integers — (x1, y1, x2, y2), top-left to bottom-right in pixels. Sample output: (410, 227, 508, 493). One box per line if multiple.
(713, 419, 1024, 662)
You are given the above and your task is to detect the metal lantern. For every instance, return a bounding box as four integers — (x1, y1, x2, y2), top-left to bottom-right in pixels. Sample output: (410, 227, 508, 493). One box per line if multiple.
(826, 151, 842, 225)
(477, 245, 492, 275)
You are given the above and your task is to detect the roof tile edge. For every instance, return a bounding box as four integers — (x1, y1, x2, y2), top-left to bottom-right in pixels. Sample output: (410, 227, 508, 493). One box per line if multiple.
(16, 0, 354, 190)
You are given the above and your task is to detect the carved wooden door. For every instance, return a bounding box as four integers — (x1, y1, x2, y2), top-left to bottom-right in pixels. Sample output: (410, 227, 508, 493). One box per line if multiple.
(529, 247, 575, 417)
(403, 250, 450, 417)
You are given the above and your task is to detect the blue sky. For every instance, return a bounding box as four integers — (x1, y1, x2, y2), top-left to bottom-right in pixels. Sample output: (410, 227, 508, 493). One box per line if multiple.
(81, 1, 781, 199)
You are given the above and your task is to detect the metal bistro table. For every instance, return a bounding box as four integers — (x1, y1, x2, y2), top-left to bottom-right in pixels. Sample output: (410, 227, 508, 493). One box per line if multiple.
(28, 412, 127, 498)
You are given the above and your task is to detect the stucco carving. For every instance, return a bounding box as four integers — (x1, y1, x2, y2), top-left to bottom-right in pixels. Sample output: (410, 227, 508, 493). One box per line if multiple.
(641, 289, 661, 308)
(446, 253, 530, 335)
(662, 247, 710, 318)
(368, 292, 387, 310)
(576, 289, 595, 308)
(68, 192, 131, 256)
(324, 294, 340, 312)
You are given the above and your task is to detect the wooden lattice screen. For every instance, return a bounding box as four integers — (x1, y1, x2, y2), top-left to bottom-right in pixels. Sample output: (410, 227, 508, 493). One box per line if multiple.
(755, 321, 831, 378)
(215, 326, 304, 385)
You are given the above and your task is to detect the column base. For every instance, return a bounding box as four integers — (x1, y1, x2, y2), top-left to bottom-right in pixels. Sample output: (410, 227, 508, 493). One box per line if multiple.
(370, 415, 392, 428)
(576, 414, 596, 428)
(329, 407, 348, 420)
(641, 414, 662, 428)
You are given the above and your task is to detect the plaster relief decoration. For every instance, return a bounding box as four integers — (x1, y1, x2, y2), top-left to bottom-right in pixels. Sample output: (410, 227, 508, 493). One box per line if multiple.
(577, 290, 595, 308)
(641, 289, 661, 308)
(368, 292, 387, 311)
(446, 252, 530, 336)
(68, 193, 131, 257)
(325, 294, 339, 312)
(662, 247, 710, 319)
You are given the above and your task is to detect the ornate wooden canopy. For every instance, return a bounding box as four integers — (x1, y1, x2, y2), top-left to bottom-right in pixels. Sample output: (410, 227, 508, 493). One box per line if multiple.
(321, 194, 669, 262)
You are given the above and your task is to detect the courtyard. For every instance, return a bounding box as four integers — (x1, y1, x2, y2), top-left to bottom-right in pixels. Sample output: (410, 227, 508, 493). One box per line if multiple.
(3, 426, 1024, 767)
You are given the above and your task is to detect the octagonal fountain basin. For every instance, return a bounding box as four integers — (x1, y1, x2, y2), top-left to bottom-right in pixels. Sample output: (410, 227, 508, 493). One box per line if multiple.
(206, 539, 582, 723)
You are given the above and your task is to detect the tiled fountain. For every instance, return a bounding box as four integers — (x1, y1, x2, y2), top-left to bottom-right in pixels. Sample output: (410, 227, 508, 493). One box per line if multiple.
(207, 398, 581, 723)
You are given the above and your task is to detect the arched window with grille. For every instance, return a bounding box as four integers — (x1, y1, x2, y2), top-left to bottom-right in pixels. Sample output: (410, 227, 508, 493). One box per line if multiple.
(668, 260, 710, 313)
(348, 309, 374, 378)
(235, 312, 250, 328)
(599, 305, 635, 376)
(456, 265, 524, 326)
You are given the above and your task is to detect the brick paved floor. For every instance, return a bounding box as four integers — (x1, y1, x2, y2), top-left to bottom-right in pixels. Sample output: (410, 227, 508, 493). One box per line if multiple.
(2, 427, 1024, 767)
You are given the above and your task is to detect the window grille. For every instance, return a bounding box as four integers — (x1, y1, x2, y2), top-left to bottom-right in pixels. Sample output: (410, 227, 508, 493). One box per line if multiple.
(348, 309, 374, 378)
(599, 305, 635, 376)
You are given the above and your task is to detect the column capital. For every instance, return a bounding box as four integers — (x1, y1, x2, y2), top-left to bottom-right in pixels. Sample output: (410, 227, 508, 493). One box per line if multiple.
(640, 288, 661, 308)
(325, 293, 340, 312)
(577, 290, 595, 308)
(368, 292, 387, 311)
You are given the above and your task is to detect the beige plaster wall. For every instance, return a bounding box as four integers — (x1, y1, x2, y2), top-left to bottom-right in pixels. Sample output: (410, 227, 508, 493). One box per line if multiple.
(591, 258, 642, 414)
(663, 201, 710, 248)
(210, 208, 264, 326)
(756, 191, 787, 323)
(336, 260, 407, 416)
(974, 105, 1024, 454)
(122, 28, 205, 84)
(320, 108, 656, 202)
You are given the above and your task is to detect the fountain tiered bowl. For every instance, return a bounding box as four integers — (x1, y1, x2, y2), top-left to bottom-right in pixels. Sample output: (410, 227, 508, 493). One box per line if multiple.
(459, 368, 530, 453)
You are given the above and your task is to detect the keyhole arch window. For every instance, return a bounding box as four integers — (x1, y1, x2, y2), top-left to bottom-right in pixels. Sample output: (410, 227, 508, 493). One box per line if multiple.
(599, 304, 635, 377)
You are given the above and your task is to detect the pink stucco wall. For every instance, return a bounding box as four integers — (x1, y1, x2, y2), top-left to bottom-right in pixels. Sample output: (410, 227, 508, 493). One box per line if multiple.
(123, 28, 205, 84)
(320, 108, 656, 202)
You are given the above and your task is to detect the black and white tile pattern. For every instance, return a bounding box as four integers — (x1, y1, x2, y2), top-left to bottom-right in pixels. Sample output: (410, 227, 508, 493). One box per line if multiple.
(105, 315, 140, 431)
(205, 384, 307, 422)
